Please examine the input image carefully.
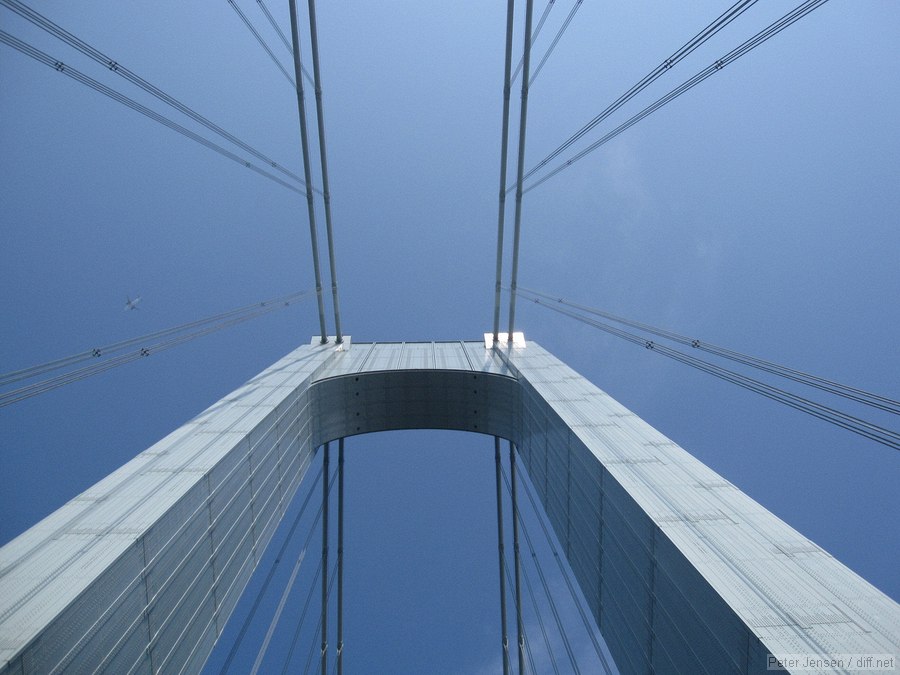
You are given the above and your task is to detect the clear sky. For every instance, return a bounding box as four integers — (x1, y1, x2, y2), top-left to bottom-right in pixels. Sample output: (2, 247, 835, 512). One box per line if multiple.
(1, 1, 898, 673)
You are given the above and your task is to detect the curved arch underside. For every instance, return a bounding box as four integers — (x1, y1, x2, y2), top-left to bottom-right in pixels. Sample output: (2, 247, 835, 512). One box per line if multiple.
(1, 340, 897, 674)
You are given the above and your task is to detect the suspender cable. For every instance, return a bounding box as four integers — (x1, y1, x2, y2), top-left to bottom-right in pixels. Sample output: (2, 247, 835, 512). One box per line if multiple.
(288, 0, 329, 342)
(218, 464, 323, 675)
(249, 547, 308, 675)
(509, 442, 526, 674)
(502, 558, 540, 675)
(336, 438, 345, 675)
(302, 564, 338, 675)
(507, 0, 535, 341)
(320, 442, 330, 675)
(306, 0, 343, 343)
(492, 0, 516, 343)
(494, 438, 512, 675)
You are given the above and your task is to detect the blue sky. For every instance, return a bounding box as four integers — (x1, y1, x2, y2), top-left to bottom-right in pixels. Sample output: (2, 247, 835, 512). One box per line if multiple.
(1, 1, 898, 672)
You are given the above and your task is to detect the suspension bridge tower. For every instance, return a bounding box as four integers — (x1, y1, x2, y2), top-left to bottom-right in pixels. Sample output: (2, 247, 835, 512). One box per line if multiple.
(1, 336, 898, 673)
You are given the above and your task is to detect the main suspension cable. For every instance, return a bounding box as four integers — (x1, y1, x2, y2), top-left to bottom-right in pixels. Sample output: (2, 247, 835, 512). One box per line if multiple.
(507, 0, 537, 341)
(306, 0, 344, 344)
(492, 0, 517, 343)
(288, 0, 329, 342)
(523, 0, 829, 194)
(516, 0, 759, 188)
(0, 31, 306, 196)
(520, 287, 900, 416)
(524, 295, 900, 451)
(1, 0, 312, 192)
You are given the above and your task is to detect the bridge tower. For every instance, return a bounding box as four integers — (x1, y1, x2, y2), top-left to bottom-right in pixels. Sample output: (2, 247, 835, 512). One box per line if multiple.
(0, 339, 898, 673)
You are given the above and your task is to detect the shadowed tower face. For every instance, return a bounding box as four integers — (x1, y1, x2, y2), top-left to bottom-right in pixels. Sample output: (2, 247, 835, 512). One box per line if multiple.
(0, 340, 897, 674)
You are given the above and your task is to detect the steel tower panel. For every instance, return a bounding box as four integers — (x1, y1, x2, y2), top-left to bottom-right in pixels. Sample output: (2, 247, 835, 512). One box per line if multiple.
(0, 341, 897, 673)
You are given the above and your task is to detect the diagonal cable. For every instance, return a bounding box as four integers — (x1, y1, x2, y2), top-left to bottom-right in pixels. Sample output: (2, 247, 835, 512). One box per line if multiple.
(520, 287, 900, 416)
(254, 0, 315, 85)
(502, 462, 581, 674)
(0, 291, 310, 407)
(516, 0, 759, 188)
(528, 0, 583, 87)
(522, 293, 900, 451)
(522, 0, 828, 193)
(0, 30, 307, 196)
(218, 464, 324, 674)
(1, 291, 309, 386)
(511, 0, 556, 84)
(515, 449, 615, 674)
(0, 0, 315, 192)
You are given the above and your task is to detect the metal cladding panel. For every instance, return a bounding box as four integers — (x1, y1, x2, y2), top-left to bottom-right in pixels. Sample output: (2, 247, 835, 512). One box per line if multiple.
(145, 495, 211, 603)
(309, 367, 519, 446)
(16, 540, 145, 674)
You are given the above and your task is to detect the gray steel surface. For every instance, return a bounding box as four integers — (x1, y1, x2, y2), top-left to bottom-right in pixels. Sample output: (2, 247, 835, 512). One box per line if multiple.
(0, 340, 897, 674)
